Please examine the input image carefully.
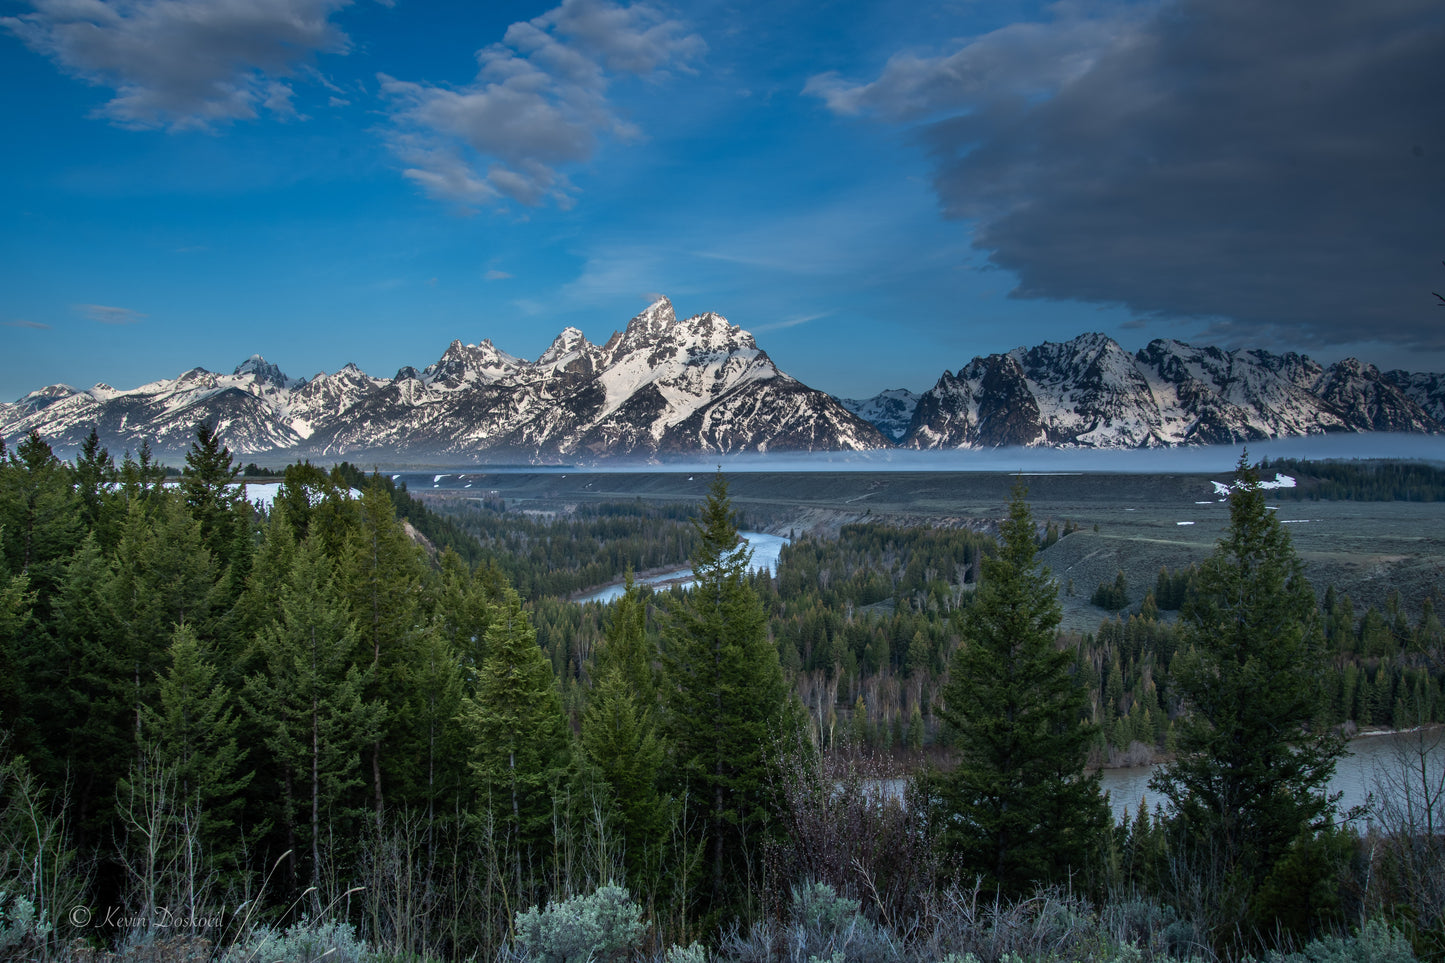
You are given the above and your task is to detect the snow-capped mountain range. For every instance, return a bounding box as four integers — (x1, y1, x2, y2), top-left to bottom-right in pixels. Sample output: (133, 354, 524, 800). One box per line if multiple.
(1, 298, 885, 461)
(882, 333, 1445, 450)
(4, 300, 1443, 462)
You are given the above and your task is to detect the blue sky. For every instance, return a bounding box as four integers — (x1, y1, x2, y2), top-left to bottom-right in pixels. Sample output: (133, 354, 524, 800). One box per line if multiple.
(3, 0, 1442, 402)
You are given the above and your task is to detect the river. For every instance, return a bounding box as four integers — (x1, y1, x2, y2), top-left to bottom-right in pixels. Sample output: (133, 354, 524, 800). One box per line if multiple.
(575, 531, 790, 603)
(1098, 727, 1445, 822)
(868, 729, 1443, 824)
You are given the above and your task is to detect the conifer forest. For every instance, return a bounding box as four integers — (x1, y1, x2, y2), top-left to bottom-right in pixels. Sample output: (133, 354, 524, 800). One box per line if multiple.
(1, 428, 1443, 963)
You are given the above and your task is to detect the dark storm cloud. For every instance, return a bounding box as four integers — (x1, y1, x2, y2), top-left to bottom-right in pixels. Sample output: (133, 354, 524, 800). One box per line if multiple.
(811, 0, 1445, 353)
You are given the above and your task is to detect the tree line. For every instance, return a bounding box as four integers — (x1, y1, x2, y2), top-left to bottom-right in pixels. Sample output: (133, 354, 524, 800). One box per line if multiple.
(0, 429, 792, 960)
(1, 433, 1441, 962)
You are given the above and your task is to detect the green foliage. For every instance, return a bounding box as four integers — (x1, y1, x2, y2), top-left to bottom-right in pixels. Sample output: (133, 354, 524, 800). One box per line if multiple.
(1, 436, 1442, 959)
(933, 485, 1108, 895)
(1092, 570, 1130, 611)
(180, 422, 243, 564)
(223, 919, 374, 963)
(514, 884, 645, 963)
(659, 472, 789, 912)
(461, 587, 571, 868)
(664, 941, 709, 963)
(0, 431, 83, 616)
(1261, 457, 1445, 502)
(242, 536, 385, 890)
(1153, 564, 1197, 611)
(1261, 919, 1419, 963)
(582, 576, 665, 887)
(0, 890, 50, 956)
(330, 462, 486, 565)
(1254, 826, 1357, 940)
(1152, 456, 1345, 897)
(720, 880, 894, 963)
(142, 621, 253, 871)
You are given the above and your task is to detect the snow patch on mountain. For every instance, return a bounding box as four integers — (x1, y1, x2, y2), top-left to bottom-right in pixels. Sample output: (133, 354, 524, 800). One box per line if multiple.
(2, 297, 886, 461)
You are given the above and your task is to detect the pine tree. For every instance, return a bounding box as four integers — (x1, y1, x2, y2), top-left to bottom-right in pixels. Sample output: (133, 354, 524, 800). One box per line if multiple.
(339, 483, 429, 822)
(460, 587, 571, 895)
(49, 535, 130, 847)
(0, 431, 83, 619)
(933, 485, 1107, 895)
(143, 621, 253, 875)
(1150, 456, 1344, 897)
(74, 428, 120, 547)
(243, 537, 384, 897)
(658, 472, 788, 913)
(180, 422, 242, 564)
(582, 576, 665, 888)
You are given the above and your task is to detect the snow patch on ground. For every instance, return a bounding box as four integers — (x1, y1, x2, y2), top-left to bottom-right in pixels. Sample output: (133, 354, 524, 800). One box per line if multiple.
(241, 482, 362, 510)
(1211, 473, 1296, 496)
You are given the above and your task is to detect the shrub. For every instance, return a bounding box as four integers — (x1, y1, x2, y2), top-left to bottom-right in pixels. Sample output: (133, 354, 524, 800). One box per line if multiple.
(1262, 919, 1418, 963)
(720, 881, 894, 963)
(663, 942, 708, 963)
(514, 884, 645, 963)
(222, 918, 372, 963)
(0, 890, 51, 956)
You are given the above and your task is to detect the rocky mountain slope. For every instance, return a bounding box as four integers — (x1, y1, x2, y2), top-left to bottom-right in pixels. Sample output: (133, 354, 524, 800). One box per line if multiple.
(1, 298, 888, 462)
(887, 333, 1445, 449)
(837, 389, 919, 442)
(7, 309, 1444, 462)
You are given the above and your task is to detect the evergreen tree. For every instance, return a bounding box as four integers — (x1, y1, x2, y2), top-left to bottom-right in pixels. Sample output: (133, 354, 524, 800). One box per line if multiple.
(118, 441, 167, 506)
(0, 431, 83, 618)
(0, 565, 37, 764)
(49, 535, 130, 846)
(658, 473, 788, 914)
(243, 537, 384, 898)
(180, 422, 242, 564)
(933, 485, 1107, 895)
(1150, 456, 1344, 900)
(73, 428, 120, 547)
(582, 577, 665, 888)
(143, 621, 253, 874)
(340, 483, 429, 822)
(460, 587, 571, 895)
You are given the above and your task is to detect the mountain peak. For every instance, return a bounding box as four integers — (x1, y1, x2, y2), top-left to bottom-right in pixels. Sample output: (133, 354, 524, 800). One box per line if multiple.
(537, 326, 595, 369)
(626, 296, 677, 336)
(234, 354, 296, 389)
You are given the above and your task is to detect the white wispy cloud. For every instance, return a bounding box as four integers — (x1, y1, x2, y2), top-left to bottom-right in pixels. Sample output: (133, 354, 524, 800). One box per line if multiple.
(752, 312, 829, 333)
(380, 0, 703, 209)
(4, 319, 50, 329)
(2, 0, 353, 130)
(76, 303, 146, 324)
(484, 269, 514, 281)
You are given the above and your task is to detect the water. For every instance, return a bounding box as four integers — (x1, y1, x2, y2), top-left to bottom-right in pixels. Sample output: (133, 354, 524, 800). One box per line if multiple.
(576, 532, 790, 603)
(866, 729, 1444, 825)
(1100, 728, 1445, 822)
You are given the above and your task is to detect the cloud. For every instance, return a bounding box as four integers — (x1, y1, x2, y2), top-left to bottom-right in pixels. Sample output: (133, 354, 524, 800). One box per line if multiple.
(752, 312, 829, 333)
(380, 0, 704, 209)
(4, 319, 50, 329)
(809, 0, 1445, 355)
(484, 269, 514, 281)
(2, 0, 352, 130)
(76, 303, 146, 324)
